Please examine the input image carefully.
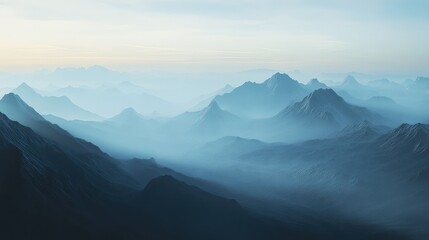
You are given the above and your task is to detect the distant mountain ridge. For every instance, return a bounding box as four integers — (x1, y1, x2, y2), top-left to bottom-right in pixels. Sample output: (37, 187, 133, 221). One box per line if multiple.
(12, 83, 101, 121)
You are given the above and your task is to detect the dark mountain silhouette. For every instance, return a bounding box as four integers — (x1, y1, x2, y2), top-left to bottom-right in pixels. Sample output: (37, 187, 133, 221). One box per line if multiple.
(1, 111, 376, 240)
(214, 72, 308, 118)
(275, 88, 378, 128)
(0, 107, 293, 240)
(137, 175, 291, 240)
(0, 111, 138, 239)
(13, 83, 101, 120)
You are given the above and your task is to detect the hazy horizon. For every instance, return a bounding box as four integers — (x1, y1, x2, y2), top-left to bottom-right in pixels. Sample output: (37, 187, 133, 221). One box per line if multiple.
(1, 0, 428, 75)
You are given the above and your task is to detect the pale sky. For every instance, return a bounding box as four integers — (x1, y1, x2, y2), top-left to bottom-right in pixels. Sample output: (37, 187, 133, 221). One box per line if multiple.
(0, 0, 428, 74)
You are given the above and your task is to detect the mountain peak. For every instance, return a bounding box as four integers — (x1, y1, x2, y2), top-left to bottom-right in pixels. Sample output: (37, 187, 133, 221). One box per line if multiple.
(2, 93, 23, 105)
(305, 88, 343, 104)
(341, 75, 361, 87)
(304, 78, 329, 91)
(14, 82, 37, 95)
(309, 78, 320, 84)
(0, 93, 45, 122)
(109, 107, 144, 122)
(264, 72, 296, 88)
(277, 88, 376, 128)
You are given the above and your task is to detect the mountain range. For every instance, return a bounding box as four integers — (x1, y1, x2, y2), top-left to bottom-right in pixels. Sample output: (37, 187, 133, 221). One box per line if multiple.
(2, 69, 428, 239)
(0, 91, 407, 240)
(0, 94, 293, 240)
(52, 84, 178, 117)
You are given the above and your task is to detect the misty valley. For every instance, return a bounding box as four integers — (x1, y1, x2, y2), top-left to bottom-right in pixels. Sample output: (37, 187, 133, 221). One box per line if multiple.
(1, 69, 429, 240)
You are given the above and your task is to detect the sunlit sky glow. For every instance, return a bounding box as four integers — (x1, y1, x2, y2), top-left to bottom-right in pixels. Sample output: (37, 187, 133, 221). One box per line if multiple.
(0, 0, 428, 74)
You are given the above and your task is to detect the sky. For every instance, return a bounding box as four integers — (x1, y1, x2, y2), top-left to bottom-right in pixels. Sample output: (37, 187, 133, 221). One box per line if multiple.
(0, 0, 428, 75)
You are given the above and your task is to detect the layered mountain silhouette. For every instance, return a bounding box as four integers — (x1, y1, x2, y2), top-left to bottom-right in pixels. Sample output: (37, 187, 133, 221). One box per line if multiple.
(0, 98, 319, 240)
(214, 73, 309, 118)
(45, 109, 161, 159)
(12, 83, 101, 121)
(53, 84, 178, 117)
